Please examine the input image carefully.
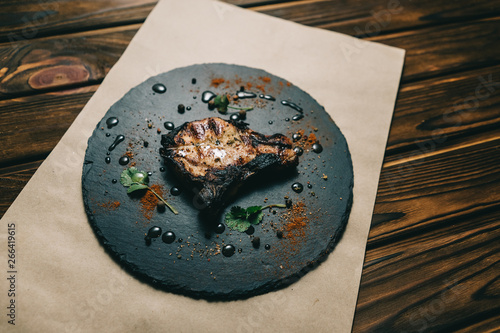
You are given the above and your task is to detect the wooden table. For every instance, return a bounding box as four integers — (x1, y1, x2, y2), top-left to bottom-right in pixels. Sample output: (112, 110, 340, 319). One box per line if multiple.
(1, 0, 499, 331)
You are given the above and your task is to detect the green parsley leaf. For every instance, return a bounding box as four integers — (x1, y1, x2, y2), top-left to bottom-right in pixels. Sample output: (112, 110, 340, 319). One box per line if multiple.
(246, 206, 262, 216)
(120, 167, 178, 215)
(247, 210, 264, 225)
(224, 204, 285, 232)
(225, 215, 252, 233)
(213, 94, 229, 113)
(210, 94, 254, 115)
(229, 206, 247, 219)
(127, 183, 148, 193)
(120, 167, 135, 187)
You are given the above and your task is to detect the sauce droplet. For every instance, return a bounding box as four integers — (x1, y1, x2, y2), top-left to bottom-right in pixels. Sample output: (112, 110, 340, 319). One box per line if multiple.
(268, 120, 274, 125)
(245, 226, 255, 235)
(164, 121, 175, 130)
(108, 135, 125, 151)
(147, 171, 153, 176)
(265, 244, 271, 250)
(307, 183, 313, 189)
(152, 83, 166, 93)
(147, 226, 162, 238)
(285, 118, 290, 122)
(281, 100, 303, 112)
(312, 143, 323, 153)
(292, 114, 304, 121)
(215, 223, 225, 234)
(237, 91, 256, 99)
(292, 182, 304, 193)
(230, 114, 240, 121)
(222, 244, 236, 257)
(118, 156, 129, 165)
(105, 157, 111, 164)
(160, 167, 165, 172)
(201, 91, 216, 103)
(186, 106, 192, 111)
(177, 104, 185, 114)
(105, 133, 110, 137)
(292, 133, 302, 141)
(191, 78, 197, 84)
(293, 147, 304, 156)
(259, 94, 276, 101)
(106, 117, 119, 129)
(162, 231, 176, 244)
(111, 179, 117, 184)
(170, 187, 182, 196)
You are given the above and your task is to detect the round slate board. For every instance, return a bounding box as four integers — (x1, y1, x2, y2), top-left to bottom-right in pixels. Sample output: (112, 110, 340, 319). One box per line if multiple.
(82, 63, 353, 300)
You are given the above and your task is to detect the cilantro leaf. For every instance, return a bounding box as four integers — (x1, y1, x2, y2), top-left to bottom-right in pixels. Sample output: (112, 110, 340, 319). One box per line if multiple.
(225, 214, 252, 233)
(209, 94, 253, 115)
(120, 167, 178, 214)
(120, 167, 135, 186)
(229, 206, 247, 219)
(213, 94, 229, 113)
(246, 206, 262, 216)
(127, 183, 148, 193)
(224, 204, 285, 232)
(247, 210, 264, 225)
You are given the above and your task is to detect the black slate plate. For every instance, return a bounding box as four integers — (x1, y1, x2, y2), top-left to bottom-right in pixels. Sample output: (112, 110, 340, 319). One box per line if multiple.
(82, 63, 353, 300)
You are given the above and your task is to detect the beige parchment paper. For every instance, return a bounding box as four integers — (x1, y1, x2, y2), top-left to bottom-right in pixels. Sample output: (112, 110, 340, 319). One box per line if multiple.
(0, 0, 405, 331)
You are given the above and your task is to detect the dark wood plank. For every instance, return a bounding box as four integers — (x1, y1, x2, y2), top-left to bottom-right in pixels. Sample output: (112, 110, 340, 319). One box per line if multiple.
(0, 85, 97, 166)
(371, 137, 500, 246)
(0, 160, 41, 218)
(0, 25, 137, 98)
(254, 0, 500, 36)
(1, 15, 498, 98)
(385, 65, 500, 157)
(3, 0, 499, 44)
(369, 17, 500, 82)
(0, 0, 155, 43)
(0, 0, 299, 42)
(353, 206, 500, 332)
(357, 137, 500, 332)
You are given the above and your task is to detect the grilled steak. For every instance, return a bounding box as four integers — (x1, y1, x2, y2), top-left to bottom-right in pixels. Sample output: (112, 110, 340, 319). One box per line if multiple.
(160, 117, 298, 214)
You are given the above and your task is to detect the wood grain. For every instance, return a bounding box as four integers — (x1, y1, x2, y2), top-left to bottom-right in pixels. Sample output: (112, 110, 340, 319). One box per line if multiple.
(385, 65, 500, 157)
(369, 17, 500, 82)
(353, 137, 500, 332)
(2, 0, 499, 44)
(0, 160, 41, 217)
(253, 0, 500, 36)
(0, 0, 303, 42)
(0, 0, 499, 331)
(372, 137, 500, 246)
(354, 206, 499, 331)
(0, 25, 137, 98)
(0, 85, 97, 166)
(0, 0, 155, 43)
(1, 16, 499, 98)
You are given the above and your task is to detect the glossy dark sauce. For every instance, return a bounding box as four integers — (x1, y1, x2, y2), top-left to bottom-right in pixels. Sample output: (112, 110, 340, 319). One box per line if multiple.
(281, 100, 303, 112)
(108, 135, 125, 151)
(152, 83, 166, 93)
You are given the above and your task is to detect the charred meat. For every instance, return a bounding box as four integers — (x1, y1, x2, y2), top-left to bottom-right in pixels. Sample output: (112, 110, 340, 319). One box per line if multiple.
(160, 117, 298, 213)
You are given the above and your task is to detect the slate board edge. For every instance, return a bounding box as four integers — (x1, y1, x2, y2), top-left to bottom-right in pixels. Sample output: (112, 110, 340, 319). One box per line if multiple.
(81, 63, 354, 301)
